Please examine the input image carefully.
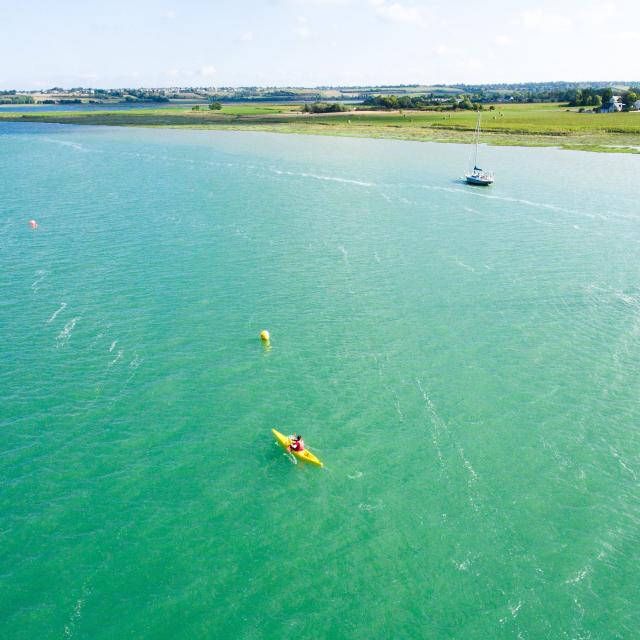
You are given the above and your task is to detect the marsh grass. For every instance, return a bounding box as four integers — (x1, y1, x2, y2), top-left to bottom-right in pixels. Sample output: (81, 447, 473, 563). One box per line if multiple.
(2, 103, 639, 153)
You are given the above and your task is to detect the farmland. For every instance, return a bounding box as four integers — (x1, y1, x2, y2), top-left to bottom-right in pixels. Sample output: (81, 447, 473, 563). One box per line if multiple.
(2, 102, 639, 153)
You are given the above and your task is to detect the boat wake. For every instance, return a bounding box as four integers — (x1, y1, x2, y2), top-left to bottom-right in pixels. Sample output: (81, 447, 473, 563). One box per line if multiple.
(358, 500, 383, 512)
(452, 257, 476, 273)
(416, 378, 480, 511)
(31, 269, 47, 292)
(271, 168, 374, 187)
(56, 317, 80, 346)
(109, 349, 124, 366)
(47, 302, 67, 324)
(421, 184, 603, 221)
(42, 138, 89, 153)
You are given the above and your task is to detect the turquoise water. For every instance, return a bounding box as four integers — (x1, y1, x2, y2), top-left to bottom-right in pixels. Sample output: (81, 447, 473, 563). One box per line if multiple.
(2, 123, 639, 639)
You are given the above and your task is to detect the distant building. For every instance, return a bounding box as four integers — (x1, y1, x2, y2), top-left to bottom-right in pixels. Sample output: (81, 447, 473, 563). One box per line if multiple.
(601, 96, 624, 113)
(632, 100, 640, 111)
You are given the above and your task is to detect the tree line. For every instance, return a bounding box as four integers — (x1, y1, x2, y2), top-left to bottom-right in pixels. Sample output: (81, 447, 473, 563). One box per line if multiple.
(0, 94, 35, 104)
(362, 94, 483, 111)
(362, 87, 640, 112)
(569, 87, 640, 110)
(302, 102, 348, 113)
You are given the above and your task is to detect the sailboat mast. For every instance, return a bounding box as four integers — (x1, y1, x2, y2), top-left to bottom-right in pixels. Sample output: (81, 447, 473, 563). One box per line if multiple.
(464, 109, 494, 185)
(473, 112, 480, 169)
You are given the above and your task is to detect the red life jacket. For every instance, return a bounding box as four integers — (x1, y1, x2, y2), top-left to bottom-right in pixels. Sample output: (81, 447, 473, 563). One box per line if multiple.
(291, 438, 305, 452)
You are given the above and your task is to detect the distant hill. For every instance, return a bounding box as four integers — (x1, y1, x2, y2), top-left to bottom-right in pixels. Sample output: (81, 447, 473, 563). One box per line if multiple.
(4, 82, 639, 106)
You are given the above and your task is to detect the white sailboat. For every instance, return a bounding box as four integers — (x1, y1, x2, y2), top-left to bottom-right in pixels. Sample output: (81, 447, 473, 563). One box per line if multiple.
(465, 112, 494, 186)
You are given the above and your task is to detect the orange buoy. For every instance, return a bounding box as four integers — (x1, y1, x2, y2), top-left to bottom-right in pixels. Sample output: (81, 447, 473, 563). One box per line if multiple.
(29, 219, 38, 229)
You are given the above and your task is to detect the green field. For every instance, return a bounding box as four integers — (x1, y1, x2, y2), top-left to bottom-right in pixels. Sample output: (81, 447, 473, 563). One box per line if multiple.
(2, 103, 640, 153)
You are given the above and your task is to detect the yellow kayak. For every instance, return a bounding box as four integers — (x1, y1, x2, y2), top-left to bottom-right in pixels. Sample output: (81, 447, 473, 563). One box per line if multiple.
(272, 429, 324, 467)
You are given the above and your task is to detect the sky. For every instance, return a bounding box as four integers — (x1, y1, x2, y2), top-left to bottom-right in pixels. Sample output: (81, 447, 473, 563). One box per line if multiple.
(2, 0, 638, 89)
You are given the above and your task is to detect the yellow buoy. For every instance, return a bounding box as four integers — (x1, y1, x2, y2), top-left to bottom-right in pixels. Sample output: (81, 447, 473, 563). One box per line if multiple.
(260, 330, 270, 342)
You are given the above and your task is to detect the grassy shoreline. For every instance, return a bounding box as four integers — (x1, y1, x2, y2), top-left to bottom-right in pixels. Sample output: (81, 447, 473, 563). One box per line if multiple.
(2, 103, 639, 154)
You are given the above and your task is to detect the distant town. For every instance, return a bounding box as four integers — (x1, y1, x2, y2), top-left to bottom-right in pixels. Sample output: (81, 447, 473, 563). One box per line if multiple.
(2, 81, 640, 112)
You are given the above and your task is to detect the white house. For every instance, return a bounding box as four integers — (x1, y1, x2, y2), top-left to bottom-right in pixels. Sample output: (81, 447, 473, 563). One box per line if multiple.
(601, 95, 624, 113)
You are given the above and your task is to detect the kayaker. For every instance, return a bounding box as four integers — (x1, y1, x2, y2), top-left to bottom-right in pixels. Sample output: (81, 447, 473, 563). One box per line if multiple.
(288, 434, 305, 452)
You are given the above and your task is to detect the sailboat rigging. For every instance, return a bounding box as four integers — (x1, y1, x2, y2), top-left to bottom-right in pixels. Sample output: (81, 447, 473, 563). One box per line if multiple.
(465, 112, 494, 186)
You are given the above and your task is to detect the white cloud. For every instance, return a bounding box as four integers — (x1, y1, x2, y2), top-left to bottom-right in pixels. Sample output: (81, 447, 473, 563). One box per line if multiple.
(289, 0, 349, 4)
(69, 73, 100, 82)
(521, 9, 572, 33)
(616, 31, 636, 41)
(166, 66, 216, 81)
(370, 0, 427, 26)
(455, 58, 482, 71)
(296, 0, 349, 3)
(493, 34, 513, 46)
(200, 66, 217, 78)
(294, 16, 311, 37)
(580, 2, 616, 25)
(434, 45, 464, 57)
(165, 10, 177, 19)
(241, 31, 254, 41)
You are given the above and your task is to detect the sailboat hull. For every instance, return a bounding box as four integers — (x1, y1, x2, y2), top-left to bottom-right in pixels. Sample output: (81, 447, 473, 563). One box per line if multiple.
(465, 173, 494, 186)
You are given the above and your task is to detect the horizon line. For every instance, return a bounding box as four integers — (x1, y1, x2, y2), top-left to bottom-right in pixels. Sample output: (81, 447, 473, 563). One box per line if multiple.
(4, 80, 640, 93)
